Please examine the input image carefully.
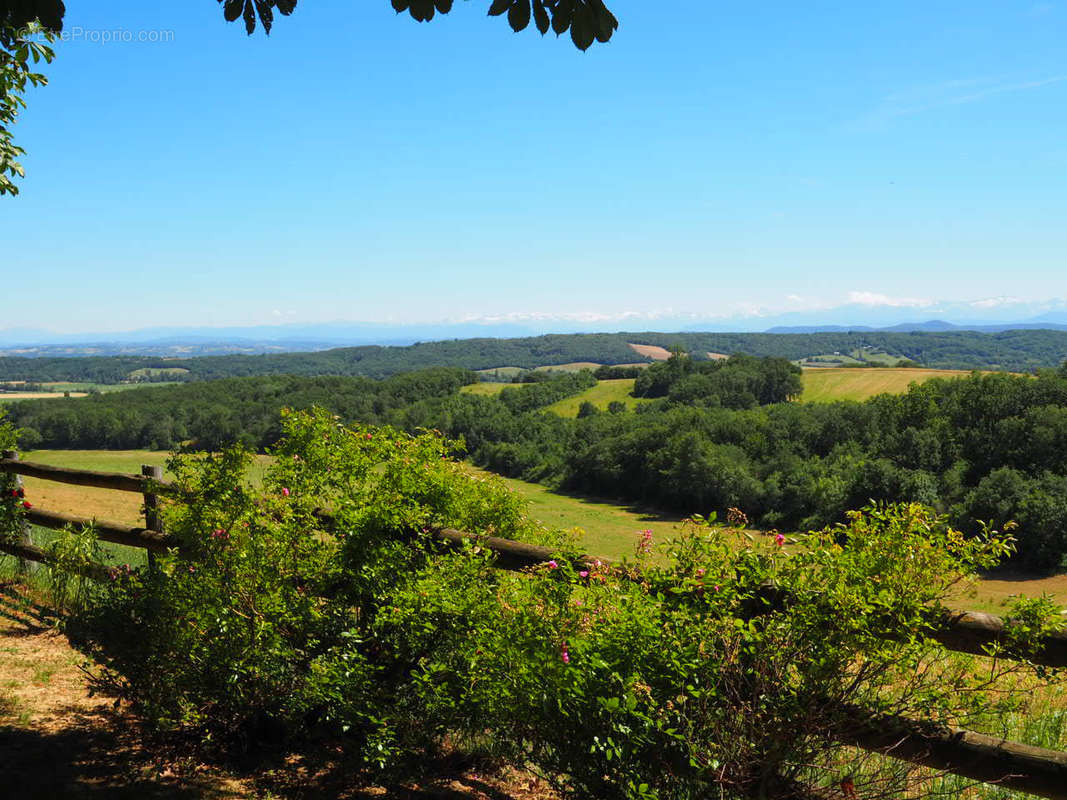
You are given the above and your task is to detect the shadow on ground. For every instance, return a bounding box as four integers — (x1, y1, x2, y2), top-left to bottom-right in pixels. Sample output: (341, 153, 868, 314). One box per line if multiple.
(1, 709, 239, 799)
(1, 705, 550, 800)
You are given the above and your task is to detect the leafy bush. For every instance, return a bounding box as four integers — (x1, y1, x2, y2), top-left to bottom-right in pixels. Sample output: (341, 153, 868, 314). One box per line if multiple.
(443, 505, 1054, 799)
(62, 409, 1064, 797)
(0, 409, 25, 543)
(68, 408, 547, 769)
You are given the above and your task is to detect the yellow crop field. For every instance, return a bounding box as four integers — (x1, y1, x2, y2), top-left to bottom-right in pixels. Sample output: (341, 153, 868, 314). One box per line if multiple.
(801, 367, 975, 403)
(460, 382, 510, 396)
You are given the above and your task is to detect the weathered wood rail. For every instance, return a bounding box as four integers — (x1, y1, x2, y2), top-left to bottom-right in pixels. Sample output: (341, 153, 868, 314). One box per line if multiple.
(2, 453, 1067, 798)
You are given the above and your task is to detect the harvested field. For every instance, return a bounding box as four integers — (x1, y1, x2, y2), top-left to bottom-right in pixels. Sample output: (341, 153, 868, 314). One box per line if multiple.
(626, 343, 671, 360)
(0, 392, 88, 402)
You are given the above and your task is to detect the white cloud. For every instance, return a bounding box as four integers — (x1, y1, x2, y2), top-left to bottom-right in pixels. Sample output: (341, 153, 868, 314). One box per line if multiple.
(969, 296, 1025, 309)
(847, 291, 935, 308)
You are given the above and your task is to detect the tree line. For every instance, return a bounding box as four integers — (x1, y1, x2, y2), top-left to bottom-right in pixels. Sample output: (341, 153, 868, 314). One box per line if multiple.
(5, 368, 476, 452)
(397, 364, 1067, 571)
(8, 358, 1067, 570)
(4, 329, 1067, 385)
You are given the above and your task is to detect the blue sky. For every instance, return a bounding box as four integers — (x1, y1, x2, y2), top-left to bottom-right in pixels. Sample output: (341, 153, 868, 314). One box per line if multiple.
(2, 0, 1065, 332)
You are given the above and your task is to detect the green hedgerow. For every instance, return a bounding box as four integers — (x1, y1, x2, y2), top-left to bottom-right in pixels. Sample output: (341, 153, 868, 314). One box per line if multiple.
(60, 408, 1065, 798)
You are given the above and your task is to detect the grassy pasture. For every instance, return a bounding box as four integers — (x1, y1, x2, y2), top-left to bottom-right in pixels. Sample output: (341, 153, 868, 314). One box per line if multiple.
(801, 367, 974, 403)
(473, 366, 524, 380)
(464, 464, 686, 560)
(531, 361, 602, 372)
(544, 378, 649, 417)
(460, 382, 510, 396)
(126, 367, 190, 379)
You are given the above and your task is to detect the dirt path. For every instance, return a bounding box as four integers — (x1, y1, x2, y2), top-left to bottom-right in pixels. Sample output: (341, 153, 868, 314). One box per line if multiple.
(0, 583, 556, 800)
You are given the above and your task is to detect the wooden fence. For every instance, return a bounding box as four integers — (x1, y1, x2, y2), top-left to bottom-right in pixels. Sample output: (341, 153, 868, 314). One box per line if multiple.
(2, 452, 1067, 799)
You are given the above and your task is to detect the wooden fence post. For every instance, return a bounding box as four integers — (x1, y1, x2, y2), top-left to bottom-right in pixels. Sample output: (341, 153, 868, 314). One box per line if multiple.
(142, 464, 163, 571)
(3, 449, 33, 576)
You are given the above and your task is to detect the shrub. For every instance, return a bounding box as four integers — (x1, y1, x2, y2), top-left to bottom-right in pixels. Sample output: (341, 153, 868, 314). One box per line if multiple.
(69, 408, 548, 770)
(446, 504, 1051, 799)
(61, 409, 1064, 797)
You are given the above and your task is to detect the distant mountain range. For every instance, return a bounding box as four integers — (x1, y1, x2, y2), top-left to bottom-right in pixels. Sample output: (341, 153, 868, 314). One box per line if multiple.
(4, 299, 1067, 357)
(766, 320, 1067, 334)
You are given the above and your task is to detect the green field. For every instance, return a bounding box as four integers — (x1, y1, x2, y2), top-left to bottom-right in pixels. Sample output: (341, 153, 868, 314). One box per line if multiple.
(800, 367, 973, 403)
(469, 369, 979, 417)
(544, 378, 648, 417)
(473, 366, 525, 381)
(531, 361, 602, 373)
(126, 367, 190, 379)
(794, 346, 907, 368)
(460, 381, 510, 396)
(48, 381, 182, 393)
(464, 465, 686, 560)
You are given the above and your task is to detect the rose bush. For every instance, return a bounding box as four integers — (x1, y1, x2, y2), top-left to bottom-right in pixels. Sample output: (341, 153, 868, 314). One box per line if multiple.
(61, 408, 1064, 798)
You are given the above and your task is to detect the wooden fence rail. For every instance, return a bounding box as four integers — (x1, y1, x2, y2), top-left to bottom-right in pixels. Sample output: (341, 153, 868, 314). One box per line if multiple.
(3, 453, 1067, 798)
(0, 455, 176, 494)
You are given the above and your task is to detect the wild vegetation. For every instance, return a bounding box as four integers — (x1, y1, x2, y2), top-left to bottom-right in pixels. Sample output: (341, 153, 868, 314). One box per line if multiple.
(3, 408, 1062, 800)
(4, 368, 476, 451)
(399, 361, 1067, 571)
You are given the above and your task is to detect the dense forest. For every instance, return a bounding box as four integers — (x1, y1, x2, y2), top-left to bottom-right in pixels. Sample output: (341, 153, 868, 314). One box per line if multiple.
(3, 329, 1067, 383)
(5, 368, 477, 451)
(396, 364, 1067, 571)
(631, 353, 803, 405)
(8, 356, 1067, 570)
